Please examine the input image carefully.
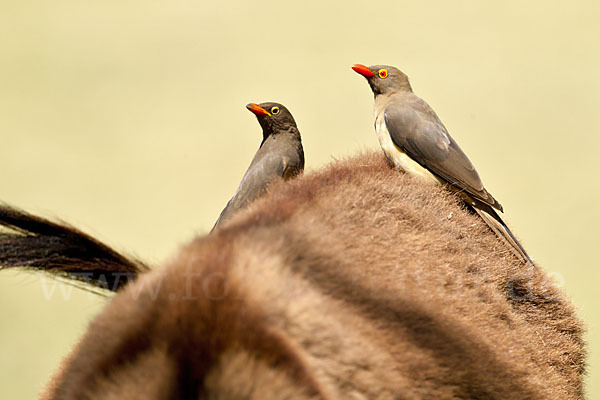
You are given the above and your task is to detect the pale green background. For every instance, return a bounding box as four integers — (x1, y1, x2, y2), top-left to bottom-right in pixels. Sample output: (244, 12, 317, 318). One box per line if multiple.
(1, 0, 598, 398)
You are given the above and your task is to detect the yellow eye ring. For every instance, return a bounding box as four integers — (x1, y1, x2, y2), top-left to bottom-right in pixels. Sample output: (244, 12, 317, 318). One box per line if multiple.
(271, 106, 280, 115)
(378, 69, 388, 79)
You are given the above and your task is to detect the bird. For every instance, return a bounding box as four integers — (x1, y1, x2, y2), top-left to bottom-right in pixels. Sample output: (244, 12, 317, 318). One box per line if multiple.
(352, 63, 532, 264)
(212, 102, 304, 230)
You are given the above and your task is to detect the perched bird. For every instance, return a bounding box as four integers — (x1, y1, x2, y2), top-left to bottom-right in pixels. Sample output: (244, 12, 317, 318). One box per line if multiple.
(352, 64, 532, 264)
(212, 102, 304, 230)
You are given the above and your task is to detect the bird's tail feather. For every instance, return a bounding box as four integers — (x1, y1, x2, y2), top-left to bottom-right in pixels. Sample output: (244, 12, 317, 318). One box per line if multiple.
(0, 205, 149, 292)
(472, 203, 533, 265)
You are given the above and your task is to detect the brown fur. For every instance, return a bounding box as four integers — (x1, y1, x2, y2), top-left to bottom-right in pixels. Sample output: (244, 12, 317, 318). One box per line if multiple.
(30, 152, 585, 399)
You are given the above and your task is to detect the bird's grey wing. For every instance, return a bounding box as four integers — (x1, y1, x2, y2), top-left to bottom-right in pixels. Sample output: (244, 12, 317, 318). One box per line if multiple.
(212, 152, 287, 229)
(384, 100, 501, 210)
(282, 141, 304, 180)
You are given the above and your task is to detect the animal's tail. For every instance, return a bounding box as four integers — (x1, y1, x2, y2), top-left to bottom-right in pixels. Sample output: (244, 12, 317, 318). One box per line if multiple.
(0, 205, 149, 292)
(472, 201, 534, 265)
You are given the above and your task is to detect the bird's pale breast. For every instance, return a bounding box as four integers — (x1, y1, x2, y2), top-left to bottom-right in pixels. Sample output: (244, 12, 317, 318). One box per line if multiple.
(374, 112, 440, 185)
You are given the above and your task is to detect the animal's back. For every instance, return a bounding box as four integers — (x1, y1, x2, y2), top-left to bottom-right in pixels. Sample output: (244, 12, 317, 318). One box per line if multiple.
(44, 152, 585, 400)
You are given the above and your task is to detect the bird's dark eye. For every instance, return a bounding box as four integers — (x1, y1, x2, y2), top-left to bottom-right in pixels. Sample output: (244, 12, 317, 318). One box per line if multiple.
(378, 69, 388, 79)
(271, 107, 280, 115)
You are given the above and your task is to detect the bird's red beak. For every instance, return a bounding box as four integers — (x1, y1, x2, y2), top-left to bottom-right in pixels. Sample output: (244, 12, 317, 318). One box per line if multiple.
(352, 64, 375, 78)
(246, 103, 271, 116)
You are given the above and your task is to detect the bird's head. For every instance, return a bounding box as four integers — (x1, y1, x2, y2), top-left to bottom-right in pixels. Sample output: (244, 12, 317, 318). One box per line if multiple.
(246, 102, 297, 137)
(352, 64, 412, 96)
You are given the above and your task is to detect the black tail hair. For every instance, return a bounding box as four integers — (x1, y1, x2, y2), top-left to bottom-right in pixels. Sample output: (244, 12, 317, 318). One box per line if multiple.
(0, 205, 149, 292)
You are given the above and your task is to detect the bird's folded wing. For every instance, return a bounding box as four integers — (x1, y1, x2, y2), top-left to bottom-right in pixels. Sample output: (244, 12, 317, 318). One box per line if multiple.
(214, 153, 288, 228)
(384, 101, 501, 210)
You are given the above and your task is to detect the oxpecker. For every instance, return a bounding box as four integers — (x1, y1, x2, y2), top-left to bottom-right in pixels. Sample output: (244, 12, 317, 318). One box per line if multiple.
(352, 64, 532, 264)
(212, 102, 304, 230)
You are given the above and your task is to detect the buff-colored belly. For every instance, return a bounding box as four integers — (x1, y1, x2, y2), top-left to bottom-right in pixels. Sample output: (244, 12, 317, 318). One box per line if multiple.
(375, 115, 441, 185)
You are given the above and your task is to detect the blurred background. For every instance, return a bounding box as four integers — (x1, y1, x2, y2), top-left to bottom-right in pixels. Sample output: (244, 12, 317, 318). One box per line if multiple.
(0, 0, 598, 397)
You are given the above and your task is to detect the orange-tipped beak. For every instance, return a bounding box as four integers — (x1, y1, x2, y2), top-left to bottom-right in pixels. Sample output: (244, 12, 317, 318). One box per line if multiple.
(246, 103, 271, 116)
(352, 64, 375, 78)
